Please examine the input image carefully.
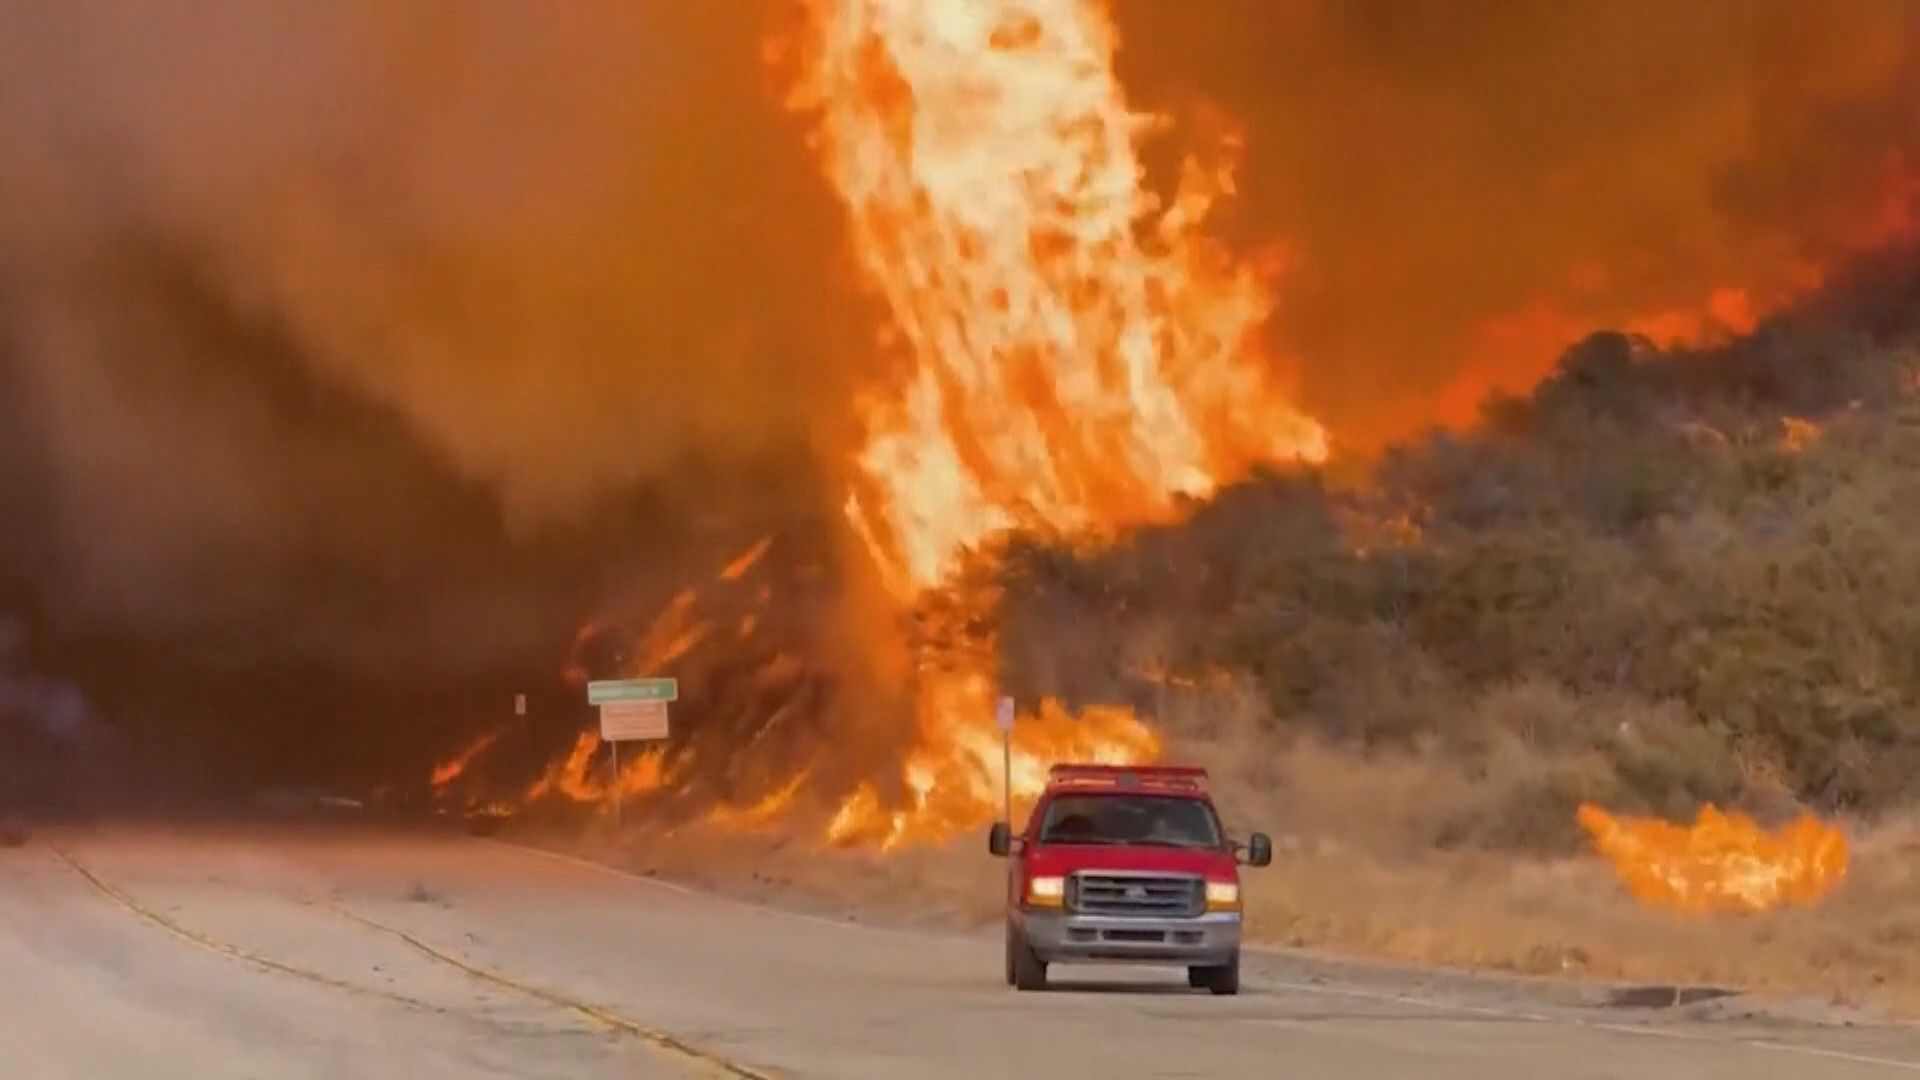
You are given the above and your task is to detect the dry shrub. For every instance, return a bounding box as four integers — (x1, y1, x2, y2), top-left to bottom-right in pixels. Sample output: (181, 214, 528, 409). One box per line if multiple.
(1236, 811, 1920, 1013)
(1148, 677, 1920, 1007)
(1161, 674, 1771, 856)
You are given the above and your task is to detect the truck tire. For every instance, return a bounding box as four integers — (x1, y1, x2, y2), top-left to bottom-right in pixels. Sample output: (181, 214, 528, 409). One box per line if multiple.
(1199, 954, 1240, 996)
(1009, 927, 1047, 991)
(1003, 924, 1017, 986)
(1186, 967, 1208, 989)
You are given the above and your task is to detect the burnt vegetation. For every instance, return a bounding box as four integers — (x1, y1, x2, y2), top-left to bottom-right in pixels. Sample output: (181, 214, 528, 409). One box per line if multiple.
(1000, 248, 1920, 851)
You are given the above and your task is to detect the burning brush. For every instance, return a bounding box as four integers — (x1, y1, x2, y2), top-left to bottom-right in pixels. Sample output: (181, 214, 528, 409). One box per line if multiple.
(427, 531, 843, 829)
(430, 0, 1331, 848)
(1577, 803, 1849, 915)
(426, 0, 1913, 858)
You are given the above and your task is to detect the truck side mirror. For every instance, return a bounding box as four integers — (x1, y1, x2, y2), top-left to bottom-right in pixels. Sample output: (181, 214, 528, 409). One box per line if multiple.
(1243, 832, 1273, 867)
(988, 821, 1012, 857)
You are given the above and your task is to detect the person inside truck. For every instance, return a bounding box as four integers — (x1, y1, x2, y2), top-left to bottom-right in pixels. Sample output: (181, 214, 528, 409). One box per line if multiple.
(1040, 794, 1223, 848)
(1038, 795, 1221, 848)
(1047, 811, 1098, 842)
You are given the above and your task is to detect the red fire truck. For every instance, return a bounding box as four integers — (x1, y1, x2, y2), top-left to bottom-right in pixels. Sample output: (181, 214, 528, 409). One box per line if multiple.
(988, 764, 1271, 995)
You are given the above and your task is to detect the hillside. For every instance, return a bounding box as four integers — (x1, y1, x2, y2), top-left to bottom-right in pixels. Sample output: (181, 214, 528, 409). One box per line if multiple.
(998, 248, 1920, 853)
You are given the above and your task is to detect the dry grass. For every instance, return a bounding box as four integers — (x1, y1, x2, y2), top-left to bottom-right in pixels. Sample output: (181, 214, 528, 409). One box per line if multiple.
(1166, 681, 1920, 1012)
(522, 748, 1920, 1020)
(496, 300, 1920, 1015)
(525, 810, 1920, 1017)
(512, 668, 1920, 1017)
(1240, 820, 1920, 1014)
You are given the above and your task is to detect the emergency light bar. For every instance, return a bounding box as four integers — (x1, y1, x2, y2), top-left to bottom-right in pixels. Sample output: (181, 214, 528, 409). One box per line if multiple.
(1045, 764, 1208, 792)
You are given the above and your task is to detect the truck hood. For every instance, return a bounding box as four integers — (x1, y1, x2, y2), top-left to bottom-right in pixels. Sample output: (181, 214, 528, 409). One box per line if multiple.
(1023, 843, 1238, 880)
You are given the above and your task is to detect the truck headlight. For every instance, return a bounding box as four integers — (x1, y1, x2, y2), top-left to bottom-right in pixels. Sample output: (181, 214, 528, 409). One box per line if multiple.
(1205, 880, 1240, 912)
(1026, 875, 1065, 908)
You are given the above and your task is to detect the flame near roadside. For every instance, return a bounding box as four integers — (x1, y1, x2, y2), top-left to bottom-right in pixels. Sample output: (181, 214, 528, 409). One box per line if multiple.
(433, 0, 1869, 887)
(787, 0, 1323, 843)
(1577, 803, 1850, 915)
(429, 532, 1161, 847)
(430, 0, 1321, 846)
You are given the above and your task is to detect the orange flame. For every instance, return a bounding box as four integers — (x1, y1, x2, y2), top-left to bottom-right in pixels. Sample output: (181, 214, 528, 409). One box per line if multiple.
(523, 731, 664, 805)
(719, 535, 776, 582)
(1418, 160, 1919, 442)
(1778, 416, 1823, 454)
(1576, 803, 1849, 915)
(428, 728, 505, 789)
(800, 0, 1326, 594)
(705, 768, 813, 831)
(788, 0, 1324, 845)
(828, 695, 1157, 851)
(493, 1, 1327, 846)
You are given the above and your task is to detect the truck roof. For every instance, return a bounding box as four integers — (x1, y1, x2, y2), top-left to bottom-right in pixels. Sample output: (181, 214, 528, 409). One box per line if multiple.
(1044, 763, 1209, 796)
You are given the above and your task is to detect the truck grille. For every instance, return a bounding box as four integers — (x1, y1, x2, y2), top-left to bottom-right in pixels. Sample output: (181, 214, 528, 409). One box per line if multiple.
(1067, 873, 1201, 917)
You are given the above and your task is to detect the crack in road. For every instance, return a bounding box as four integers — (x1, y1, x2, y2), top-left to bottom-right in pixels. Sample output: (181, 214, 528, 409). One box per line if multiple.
(47, 844, 440, 1013)
(317, 899, 781, 1080)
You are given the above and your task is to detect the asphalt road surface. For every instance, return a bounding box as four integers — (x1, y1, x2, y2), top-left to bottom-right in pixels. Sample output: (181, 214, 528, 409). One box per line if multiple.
(5, 827, 1920, 1079)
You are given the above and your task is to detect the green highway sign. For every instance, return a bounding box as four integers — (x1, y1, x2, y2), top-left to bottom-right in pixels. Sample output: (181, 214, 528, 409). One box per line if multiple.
(587, 677, 678, 705)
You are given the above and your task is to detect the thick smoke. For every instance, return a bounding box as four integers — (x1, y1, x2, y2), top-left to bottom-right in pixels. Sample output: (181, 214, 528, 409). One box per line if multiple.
(0, 3, 850, 526)
(0, 2, 859, 788)
(1113, 0, 1919, 446)
(0, 614, 95, 812)
(0, 1, 1913, 792)
(0, 617, 90, 745)
(0, 8, 865, 620)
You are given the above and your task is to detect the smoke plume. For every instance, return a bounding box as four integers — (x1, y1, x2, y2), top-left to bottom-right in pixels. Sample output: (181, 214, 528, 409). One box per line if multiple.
(0, 2, 862, 787)
(0, 1, 1912, 790)
(1113, 0, 1919, 445)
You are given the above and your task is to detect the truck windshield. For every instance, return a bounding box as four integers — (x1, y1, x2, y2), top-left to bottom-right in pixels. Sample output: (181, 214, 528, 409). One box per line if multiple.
(1036, 794, 1222, 849)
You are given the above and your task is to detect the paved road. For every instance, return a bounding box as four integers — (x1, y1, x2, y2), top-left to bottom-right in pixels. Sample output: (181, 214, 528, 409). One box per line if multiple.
(5, 826, 1920, 1079)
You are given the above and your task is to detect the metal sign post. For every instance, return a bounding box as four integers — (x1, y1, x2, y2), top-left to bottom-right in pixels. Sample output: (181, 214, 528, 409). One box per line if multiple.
(609, 740, 622, 829)
(588, 678, 678, 830)
(997, 696, 1016, 902)
(996, 696, 1016, 830)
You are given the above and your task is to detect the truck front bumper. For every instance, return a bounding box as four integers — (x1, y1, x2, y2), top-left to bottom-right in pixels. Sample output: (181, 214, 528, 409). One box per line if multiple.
(1018, 910, 1241, 966)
